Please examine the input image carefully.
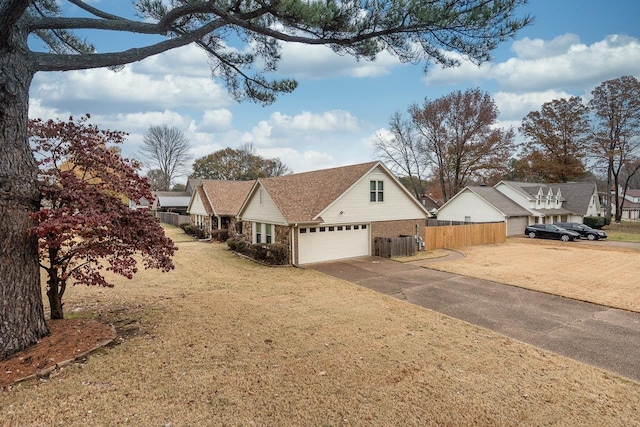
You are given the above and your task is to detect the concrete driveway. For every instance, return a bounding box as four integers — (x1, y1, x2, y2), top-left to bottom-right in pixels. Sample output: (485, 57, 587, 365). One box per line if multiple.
(310, 254, 640, 383)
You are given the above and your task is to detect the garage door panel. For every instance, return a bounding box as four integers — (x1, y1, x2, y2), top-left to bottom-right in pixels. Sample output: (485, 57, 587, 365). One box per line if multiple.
(507, 217, 528, 236)
(299, 225, 369, 264)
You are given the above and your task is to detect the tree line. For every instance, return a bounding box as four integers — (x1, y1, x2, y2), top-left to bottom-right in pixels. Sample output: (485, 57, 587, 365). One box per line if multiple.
(376, 76, 640, 222)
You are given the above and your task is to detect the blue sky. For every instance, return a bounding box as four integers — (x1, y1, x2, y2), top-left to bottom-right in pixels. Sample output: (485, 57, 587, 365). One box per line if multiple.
(29, 1, 640, 180)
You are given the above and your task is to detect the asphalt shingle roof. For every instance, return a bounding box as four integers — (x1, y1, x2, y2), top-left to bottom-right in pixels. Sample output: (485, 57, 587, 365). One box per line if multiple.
(258, 161, 379, 223)
(466, 186, 531, 217)
(499, 181, 597, 215)
(201, 180, 255, 216)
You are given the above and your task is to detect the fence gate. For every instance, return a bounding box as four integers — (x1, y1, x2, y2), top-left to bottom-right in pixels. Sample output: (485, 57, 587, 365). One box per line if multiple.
(374, 236, 416, 258)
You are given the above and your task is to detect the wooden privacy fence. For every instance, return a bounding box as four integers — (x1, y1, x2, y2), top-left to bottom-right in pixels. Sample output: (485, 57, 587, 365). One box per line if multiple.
(156, 212, 191, 227)
(374, 236, 416, 258)
(424, 222, 506, 250)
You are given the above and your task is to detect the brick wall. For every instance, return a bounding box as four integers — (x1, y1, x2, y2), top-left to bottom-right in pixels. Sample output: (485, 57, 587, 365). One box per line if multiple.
(274, 225, 290, 246)
(370, 219, 425, 252)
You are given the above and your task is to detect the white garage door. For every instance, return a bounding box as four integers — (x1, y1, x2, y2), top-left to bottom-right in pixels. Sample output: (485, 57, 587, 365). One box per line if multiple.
(298, 224, 370, 264)
(507, 217, 528, 236)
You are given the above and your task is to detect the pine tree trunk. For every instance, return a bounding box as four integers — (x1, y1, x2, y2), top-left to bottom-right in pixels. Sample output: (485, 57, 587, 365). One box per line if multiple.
(0, 51, 49, 359)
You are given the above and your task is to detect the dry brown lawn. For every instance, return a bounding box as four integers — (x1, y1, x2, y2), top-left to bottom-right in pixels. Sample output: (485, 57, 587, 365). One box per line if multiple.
(2, 227, 639, 426)
(426, 238, 640, 313)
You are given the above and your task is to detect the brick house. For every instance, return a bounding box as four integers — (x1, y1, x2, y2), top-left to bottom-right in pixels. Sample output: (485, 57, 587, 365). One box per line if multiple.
(186, 180, 255, 237)
(236, 161, 431, 265)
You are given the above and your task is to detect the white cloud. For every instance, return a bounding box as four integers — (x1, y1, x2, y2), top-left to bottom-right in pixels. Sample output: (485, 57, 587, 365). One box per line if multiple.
(493, 90, 575, 122)
(270, 110, 360, 133)
(31, 60, 230, 115)
(199, 109, 234, 132)
(277, 42, 402, 79)
(423, 34, 640, 93)
(132, 44, 213, 78)
(238, 110, 361, 147)
(510, 34, 582, 60)
(256, 147, 336, 173)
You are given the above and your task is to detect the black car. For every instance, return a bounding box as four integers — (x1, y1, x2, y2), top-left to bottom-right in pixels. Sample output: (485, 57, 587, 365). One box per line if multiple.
(524, 223, 581, 241)
(554, 222, 608, 240)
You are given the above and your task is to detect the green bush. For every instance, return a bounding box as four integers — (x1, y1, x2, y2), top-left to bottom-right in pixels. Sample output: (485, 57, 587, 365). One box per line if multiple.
(179, 223, 193, 235)
(584, 216, 610, 229)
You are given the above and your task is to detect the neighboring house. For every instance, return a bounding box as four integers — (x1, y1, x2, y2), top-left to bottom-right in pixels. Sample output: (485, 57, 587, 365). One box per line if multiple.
(236, 161, 431, 265)
(417, 194, 442, 216)
(150, 178, 202, 215)
(613, 188, 640, 220)
(186, 180, 255, 236)
(495, 181, 601, 222)
(151, 191, 191, 215)
(437, 181, 601, 236)
(436, 186, 532, 236)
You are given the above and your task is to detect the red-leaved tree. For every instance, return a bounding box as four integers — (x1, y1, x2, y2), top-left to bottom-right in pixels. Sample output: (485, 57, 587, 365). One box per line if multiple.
(29, 115, 176, 319)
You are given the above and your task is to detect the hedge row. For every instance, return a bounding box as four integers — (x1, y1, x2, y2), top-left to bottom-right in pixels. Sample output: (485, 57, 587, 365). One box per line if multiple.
(227, 237, 289, 265)
(178, 224, 230, 241)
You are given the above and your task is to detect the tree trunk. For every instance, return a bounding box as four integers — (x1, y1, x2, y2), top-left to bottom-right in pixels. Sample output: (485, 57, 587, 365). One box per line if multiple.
(0, 52, 49, 359)
(46, 276, 64, 320)
(605, 161, 613, 222)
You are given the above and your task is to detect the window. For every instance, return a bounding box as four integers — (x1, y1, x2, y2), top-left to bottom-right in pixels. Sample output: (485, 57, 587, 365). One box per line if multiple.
(320, 227, 326, 232)
(310, 227, 317, 233)
(337, 226, 343, 231)
(346, 225, 352, 230)
(300, 228, 307, 233)
(328, 226, 335, 231)
(464, 216, 471, 223)
(265, 224, 272, 244)
(370, 180, 384, 202)
(361, 224, 367, 229)
(354, 225, 359, 230)
(255, 222, 262, 243)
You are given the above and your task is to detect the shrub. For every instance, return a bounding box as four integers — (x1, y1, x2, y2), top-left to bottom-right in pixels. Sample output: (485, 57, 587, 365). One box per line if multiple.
(584, 216, 609, 229)
(193, 226, 208, 239)
(211, 229, 229, 242)
(227, 236, 250, 253)
(251, 243, 268, 261)
(227, 239, 289, 265)
(180, 224, 193, 235)
(266, 243, 289, 265)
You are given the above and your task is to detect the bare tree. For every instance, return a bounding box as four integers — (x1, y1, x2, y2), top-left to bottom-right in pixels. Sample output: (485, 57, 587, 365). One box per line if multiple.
(0, 0, 530, 358)
(411, 89, 516, 201)
(374, 112, 429, 198)
(589, 76, 640, 222)
(140, 125, 191, 191)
